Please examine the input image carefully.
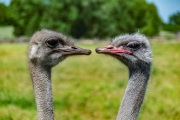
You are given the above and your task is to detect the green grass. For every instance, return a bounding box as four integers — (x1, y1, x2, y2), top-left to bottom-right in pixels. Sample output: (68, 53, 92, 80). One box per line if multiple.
(0, 41, 180, 120)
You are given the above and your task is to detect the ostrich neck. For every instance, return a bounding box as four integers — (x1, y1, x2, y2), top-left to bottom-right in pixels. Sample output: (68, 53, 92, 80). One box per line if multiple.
(29, 62, 54, 120)
(116, 64, 151, 120)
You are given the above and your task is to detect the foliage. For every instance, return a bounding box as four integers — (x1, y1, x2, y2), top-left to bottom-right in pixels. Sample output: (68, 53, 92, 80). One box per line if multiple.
(0, 3, 6, 25)
(169, 12, 180, 25)
(6, 0, 162, 37)
(0, 3, 11, 25)
(141, 3, 162, 36)
(0, 42, 180, 120)
(163, 12, 180, 32)
(9, 0, 46, 36)
(163, 24, 180, 33)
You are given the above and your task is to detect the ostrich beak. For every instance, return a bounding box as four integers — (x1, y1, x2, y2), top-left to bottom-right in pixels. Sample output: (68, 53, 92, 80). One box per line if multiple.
(57, 46, 92, 55)
(95, 45, 132, 54)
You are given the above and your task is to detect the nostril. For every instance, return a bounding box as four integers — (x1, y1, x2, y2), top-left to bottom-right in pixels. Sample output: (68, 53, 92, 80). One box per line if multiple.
(107, 47, 113, 49)
(106, 45, 113, 49)
(71, 46, 78, 49)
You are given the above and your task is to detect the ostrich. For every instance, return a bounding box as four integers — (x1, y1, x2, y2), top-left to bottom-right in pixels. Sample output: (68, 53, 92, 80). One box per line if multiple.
(28, 29, 91, 120)
(95, 33, 152, 120)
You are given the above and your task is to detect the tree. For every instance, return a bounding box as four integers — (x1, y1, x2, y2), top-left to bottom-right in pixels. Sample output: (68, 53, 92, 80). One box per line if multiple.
(169, 12, 180, 25)
(141, 3, 162, 36)
(9, 0, 47, 36)
(163, 12, 180, 32)
(8, 0, 162, 37)
(0, 3, 11, 25)
(40, 0, 79, 37)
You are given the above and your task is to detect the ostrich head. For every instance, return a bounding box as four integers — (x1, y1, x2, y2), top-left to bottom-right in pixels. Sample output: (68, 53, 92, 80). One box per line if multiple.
(29, 29, 91, 67)
(96, 33, 152, 69)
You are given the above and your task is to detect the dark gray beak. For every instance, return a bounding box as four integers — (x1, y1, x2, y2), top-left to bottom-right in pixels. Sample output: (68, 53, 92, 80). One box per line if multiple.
(57, 46, 91, 55)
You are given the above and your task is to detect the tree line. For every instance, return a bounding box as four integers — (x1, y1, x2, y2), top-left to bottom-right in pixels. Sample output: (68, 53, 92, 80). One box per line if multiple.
(0, 0, 179, 38)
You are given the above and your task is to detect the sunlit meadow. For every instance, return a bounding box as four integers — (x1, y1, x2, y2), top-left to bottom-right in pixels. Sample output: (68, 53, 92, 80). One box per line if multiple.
(0, 41, 180, 120)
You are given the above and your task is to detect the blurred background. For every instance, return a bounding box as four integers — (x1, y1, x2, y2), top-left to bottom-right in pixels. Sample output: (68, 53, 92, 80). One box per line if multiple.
(0, 0, 180, 39)
(0, 0, 180, 120)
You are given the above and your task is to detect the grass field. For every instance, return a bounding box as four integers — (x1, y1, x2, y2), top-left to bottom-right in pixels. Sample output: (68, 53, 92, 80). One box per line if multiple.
(0, 41, 180, 120)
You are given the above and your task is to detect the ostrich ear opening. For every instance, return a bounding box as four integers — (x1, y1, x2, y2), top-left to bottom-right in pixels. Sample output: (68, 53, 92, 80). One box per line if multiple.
(29, 45, 40, 60)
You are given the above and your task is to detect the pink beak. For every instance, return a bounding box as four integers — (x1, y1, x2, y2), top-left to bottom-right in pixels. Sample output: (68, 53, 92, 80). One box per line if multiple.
(96, 45, 132, 54)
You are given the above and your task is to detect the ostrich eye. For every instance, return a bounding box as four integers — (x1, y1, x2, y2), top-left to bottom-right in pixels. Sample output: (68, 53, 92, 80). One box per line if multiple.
(46, 39, 59, 48)
(126, 41, 140, 50)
